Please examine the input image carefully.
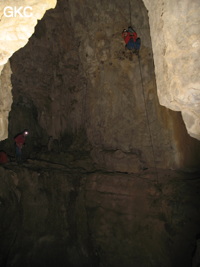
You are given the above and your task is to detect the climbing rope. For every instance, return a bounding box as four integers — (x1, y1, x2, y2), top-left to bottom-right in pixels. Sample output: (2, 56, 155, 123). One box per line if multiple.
(127, 0, 159, 182)
(129, 0, 132, 26)
(138, 55, 159, 183)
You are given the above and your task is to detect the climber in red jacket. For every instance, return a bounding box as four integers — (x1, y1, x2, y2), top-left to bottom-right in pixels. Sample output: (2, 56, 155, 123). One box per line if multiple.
(14, 129, 29, 163)
(122, 26, 141, 55)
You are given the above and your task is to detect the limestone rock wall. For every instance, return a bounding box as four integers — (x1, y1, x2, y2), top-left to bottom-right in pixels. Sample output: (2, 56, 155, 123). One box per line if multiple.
(0, 0, 57, 140)
(142, 0, 200, 140)
(9, 0, 171, 168)
(0, 0, 200, 146)
(0, 0, 57, 66)
(10, 0, 87, 140)
(0, 164, 200, 267)
(6, 0, 200, 170)
(68, 0, 200, 169)
(0, 62, 12, 140)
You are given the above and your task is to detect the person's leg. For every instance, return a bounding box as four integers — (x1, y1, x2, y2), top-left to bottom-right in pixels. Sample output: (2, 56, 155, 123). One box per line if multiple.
(135, 38, 141, 53)
(16, 146, 22, 163)
(126, 39, 135, 50)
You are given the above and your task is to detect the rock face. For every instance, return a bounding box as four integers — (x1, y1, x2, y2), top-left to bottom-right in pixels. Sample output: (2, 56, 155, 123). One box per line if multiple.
(0, 0, 57, 140)
(0, 1, 200, 266)
(0, 0, 200, 142)
(0, 0, 56, 66)
(0, 62, 12, 140)
(7, 0, 200, 170)
(142, 0, 200, 140)
(0, 163, 200, 267)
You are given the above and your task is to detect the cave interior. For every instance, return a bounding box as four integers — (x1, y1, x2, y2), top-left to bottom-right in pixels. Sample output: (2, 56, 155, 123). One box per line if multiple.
(0, 0, 200, 266)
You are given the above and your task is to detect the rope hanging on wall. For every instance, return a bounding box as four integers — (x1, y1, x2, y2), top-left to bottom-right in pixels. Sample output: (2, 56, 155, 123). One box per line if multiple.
(138, 56, 159, 182)
(128, 0, 159, 182)
(129, 0, 132, 26)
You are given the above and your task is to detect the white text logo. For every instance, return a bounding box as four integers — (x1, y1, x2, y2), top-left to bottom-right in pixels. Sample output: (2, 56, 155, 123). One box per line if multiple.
(4, 6, 33, 18)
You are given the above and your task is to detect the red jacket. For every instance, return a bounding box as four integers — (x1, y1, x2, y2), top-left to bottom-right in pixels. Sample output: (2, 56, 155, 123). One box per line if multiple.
(0, 151, 9, 164)
(122, 31, 137, 44)
(15, 134, 26, 148)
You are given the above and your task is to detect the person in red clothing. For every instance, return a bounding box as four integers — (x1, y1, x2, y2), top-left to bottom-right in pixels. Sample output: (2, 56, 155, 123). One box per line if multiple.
(14, 129, 29, 163)
(0, 151, 9, 164)
(122, 26, 141, 55)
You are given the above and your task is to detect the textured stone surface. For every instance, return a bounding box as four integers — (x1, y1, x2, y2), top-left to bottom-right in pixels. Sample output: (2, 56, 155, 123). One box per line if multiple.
(0, 0, 200, 143)
(4, 0, 199, 170)
(0, 0, 57, 140)
(143, 0, 200, 139)
(0, 163, 200, 267)
(0, 1, 199, 266)
(0, 61, 12, 140)
(0, 0, 57, 66)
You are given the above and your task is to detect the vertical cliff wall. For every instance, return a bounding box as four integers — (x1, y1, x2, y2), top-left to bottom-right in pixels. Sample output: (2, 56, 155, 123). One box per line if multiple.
(0, 0, 57, 140)
(0, 62, 12, 140)
(0, 0, 200, 144)
(7, 0, 200, 169)
(0, 163, 200, 267)
(143, 0, 200, 140)
(0, 1, 200, 267)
